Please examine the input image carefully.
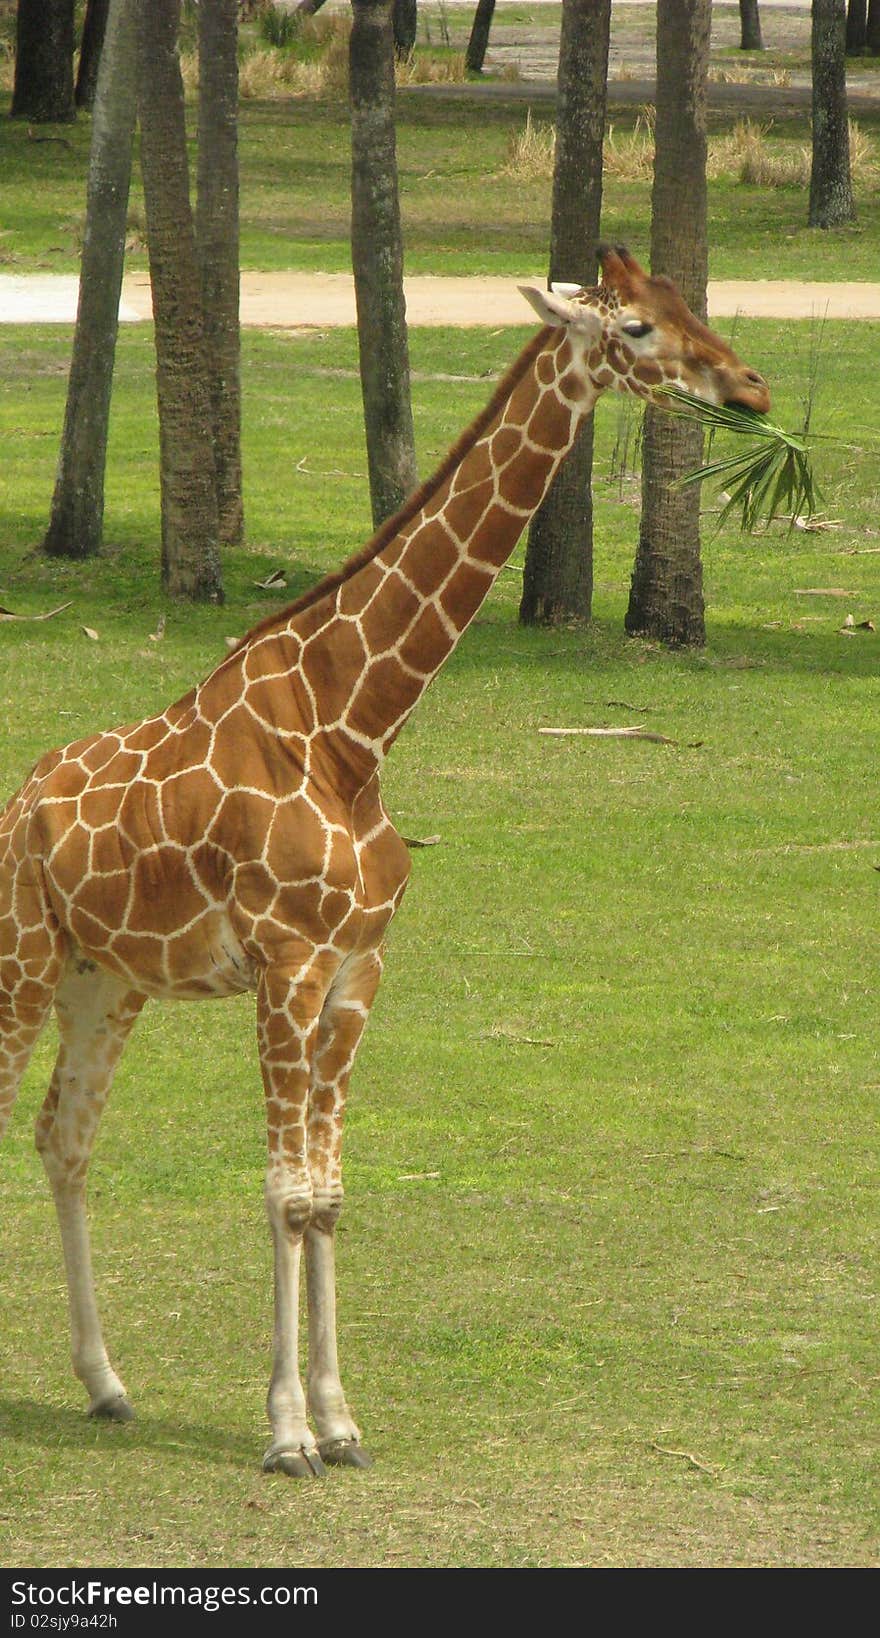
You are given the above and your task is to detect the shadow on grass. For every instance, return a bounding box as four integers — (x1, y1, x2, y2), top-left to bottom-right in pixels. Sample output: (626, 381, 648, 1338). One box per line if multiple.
(0, 1396, 257, 1470)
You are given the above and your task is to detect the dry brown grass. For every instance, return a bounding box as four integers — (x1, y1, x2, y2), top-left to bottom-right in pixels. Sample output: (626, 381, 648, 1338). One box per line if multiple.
(0, 34, 13, 94)
(708, 64, 792, 87)
(709, 117, 875, 188)
(397, 50, 467, 85)
(501, 109, 876, 191)
(498, 108, 555, 181)
(234, 15, 466, 100)
(604, 111, 655, 179)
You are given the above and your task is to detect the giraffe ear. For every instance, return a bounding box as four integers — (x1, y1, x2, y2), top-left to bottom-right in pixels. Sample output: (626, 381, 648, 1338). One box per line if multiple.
(518, 285, 601, 341)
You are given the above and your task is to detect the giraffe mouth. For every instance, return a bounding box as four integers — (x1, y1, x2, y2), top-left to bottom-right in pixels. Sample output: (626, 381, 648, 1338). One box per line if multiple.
(722, 397, 767, 417)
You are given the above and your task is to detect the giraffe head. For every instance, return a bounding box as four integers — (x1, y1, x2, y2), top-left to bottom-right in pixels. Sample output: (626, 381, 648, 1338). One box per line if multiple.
(520, 244, 770, 415)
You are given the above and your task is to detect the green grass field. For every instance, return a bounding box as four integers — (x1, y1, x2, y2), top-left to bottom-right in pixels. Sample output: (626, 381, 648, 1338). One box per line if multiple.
(2, 65, 880, 282)
(0, 318, 878, 1567)
(1, 0, 878, 1572)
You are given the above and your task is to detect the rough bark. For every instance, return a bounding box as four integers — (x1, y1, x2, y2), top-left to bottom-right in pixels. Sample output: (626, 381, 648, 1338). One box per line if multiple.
(520, 0, 611, 627)
(349, 0, 418, 527)
(75, 0, 111, 110)
(197, 0, 243, 549)
(42, 0, 136, 561)
(625, 0, 710, 648)
(11, 0, 76, 122)
(466, 0, 496, 73)
(738, 1, 764, 50)
(392, 0, 417, 59)
(137, 0, 224, 603)
(846, 0, 868, 52)
(809, 0, 855, 227)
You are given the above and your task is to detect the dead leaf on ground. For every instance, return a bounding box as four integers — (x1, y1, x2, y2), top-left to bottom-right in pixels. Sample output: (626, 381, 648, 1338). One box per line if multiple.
(81, 626, 99, 641)
(401, 834, 441, 849)
(149, 614, 166, 643)
(254, 570, 287, 591)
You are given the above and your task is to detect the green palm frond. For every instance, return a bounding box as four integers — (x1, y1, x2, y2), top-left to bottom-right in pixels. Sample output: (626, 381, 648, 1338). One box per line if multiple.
(658, 384, 820, 531)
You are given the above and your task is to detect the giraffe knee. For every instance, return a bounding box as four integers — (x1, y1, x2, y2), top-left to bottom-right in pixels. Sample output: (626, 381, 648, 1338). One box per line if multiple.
(266, 1172, 313, 1237)
(311, 1185, 344, 1233)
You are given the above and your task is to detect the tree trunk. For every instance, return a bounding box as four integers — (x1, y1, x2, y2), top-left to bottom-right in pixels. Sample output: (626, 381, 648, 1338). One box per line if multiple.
(867, 0, 880, 51)
(42, 0, 136, 561)
(392, 0, 417, 59)
(625, 0, 710, 648)
(349, 0, 418, 527)
(520, 0, 611, 627)
(197, 0, 243, 549)
(75, 0, 111, 110)
(846, 0, 867, 52)
(738, 1, 763, 50)
(809, 0, 855, 227)
(11, 0, 76, 122)
(466, 0, 496, 73)
(137, 0, 224, 603)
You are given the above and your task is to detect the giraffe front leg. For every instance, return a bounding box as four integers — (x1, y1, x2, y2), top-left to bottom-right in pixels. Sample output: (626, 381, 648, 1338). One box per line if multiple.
(35, 964, 146, 1421)
(306, 949, 382, 1470)
(258, 956, 333, 1479)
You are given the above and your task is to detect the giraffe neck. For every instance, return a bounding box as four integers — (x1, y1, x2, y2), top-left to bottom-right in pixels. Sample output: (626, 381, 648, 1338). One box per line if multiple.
(287, 327, 602, 783)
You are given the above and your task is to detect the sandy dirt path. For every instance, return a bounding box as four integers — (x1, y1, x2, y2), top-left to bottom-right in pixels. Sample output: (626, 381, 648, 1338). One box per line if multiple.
(2, 271, 880, 326)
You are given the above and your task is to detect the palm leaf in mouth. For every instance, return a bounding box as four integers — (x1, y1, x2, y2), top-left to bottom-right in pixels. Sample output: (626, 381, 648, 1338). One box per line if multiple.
(658, 384, 820, 532)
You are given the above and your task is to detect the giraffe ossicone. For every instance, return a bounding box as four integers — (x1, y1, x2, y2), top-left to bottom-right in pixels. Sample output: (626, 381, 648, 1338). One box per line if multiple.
(0, 248, 770, 1474)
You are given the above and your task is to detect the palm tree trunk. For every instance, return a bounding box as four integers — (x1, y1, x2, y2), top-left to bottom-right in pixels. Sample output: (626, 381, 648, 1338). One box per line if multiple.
(197, 0, 243, 550)
(809, 0, 855, 227)
(349, 0, 418, 527)
(738, 1, 764, 50)
(625, 0, 710, 647)
(846, 0, 867, 52)
(392, 0, 417, 59)
(137, 0, 223, 603)
(12, 0, 75, 122)
(75, 0, 111, 110)
(520, 0, 611, 626)
(42, 0, 136, 560)
(466, 0, 496, 73)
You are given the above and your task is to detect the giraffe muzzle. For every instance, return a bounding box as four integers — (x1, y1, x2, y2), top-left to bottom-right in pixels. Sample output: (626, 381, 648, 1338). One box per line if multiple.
(722, 367, 771, 416)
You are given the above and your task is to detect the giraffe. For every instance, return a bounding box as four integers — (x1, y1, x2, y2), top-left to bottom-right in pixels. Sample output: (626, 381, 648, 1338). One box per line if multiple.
(0, 247, 770, 1477)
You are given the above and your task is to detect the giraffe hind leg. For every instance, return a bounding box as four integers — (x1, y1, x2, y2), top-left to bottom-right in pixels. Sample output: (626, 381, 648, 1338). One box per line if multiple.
(35, 958, 146, 1420)
(0, 871, 62, 1146)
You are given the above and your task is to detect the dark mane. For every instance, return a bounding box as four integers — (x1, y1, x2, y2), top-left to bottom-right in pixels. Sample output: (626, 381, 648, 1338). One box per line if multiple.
(224, 325, 554, 658)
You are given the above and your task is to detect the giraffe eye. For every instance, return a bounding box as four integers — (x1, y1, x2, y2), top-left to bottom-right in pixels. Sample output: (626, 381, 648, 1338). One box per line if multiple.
(622, 320, 654, 339)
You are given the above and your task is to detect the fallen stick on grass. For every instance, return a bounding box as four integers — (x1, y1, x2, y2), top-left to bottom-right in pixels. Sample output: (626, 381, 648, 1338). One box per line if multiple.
(539, 726, 678, 745)
(0, 601, 72, 623)
(650, 1442, 719, 1478)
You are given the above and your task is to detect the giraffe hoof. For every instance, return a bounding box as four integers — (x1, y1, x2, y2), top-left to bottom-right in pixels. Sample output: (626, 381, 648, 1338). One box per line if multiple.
(319, 1438, 373, 1469)
(263, 1446, 327, 1479)
(89, 1394, 135, 1423)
